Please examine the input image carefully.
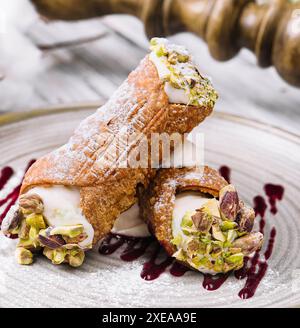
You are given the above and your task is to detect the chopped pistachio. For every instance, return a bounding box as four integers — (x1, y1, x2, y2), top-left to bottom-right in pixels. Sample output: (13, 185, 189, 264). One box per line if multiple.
(38, 228, 47, 237)
(67, 249, 85, 267)
(18, 238, 34, 249)
(203, 199, 220, 218)
(50, 224, 84, 238)
(237, 231, 247, 237)
(180, 211, 197, 236)
(212, 225, 225, 242)
(5, 209, 23, 234)
(19, 193, 44, 214)
(201, 236, 212, 244)
(29, 226, 38, 239)
(15, 247, 33, 265)
(223, 262, 236, 273)
(171, 233, 183, 247)
(198, 256, 212, 269)
(25, 214, 46, 229)
(187, 239, 200, 255)
(43, 247, 66, 265)
(236, 201, 255, 232)
(181, 226, 199, 236)
(198, 242, 207, 255)
(149, 38, 218, 108)
(181, 211, 193, 228)
(213, 265, 222, 273)
(17, 238, 38, 250)
(150, 38, 158, 46)
(191, 209, 213, 233)
(219, 184, 239, 221)
(150, 38, 168, 57)
(52, 249, 66, 264)
(190, 255, 205, 269)
(63, 243, 84, 250)
(229, 247, 242, 254)
(63, 232, 88, 244)
(9, 226, 20, 235)
(29, 226, 40, 247)
(173, 249, 185, 261)
(232, 232, 264, 255)
(38, 230, 66, 249)
(43, 247, 53, 261)
(205, 243, 213, 255)
(221, 220, 237, 231)
(222, 251, 232, 258)
(177, 53, 189, 63)
(169, 67, 180, 85)
(18, 219, 30, 239)
(211, 247, 222, 259)
(225, 253, 244, 266)
(226, 229, 238, 243)
(172, 186, 260, 274)
(223, 240, 232, 248)
(211, 240, 223, 248)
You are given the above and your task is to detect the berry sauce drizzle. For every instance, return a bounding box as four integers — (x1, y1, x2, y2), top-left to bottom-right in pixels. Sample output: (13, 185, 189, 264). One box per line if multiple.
(98, 165, 285, 299)
(0, 160, 35, 224)
(264, 184, 284, 215)
(218, 166, 284, 298)
(219, 166, 231, 183)
(140, 244, 174, 281)
(0, 162, 284, 300)
(253, 196, 268, 233)
(236, 252, 268, 299)
(202, 273, 230, 290)
(98, 233, 154, 262)
(169, 261, 190, 277)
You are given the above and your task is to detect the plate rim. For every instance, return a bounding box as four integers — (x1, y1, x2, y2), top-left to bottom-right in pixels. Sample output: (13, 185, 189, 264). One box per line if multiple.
(1, 101, 300, 307)
(0, 102, 299, 146)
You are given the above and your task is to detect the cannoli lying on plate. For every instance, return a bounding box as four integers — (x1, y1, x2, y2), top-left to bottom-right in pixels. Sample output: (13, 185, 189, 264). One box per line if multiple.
(138, 166, 264, 274)
(1, 38, 218, 267)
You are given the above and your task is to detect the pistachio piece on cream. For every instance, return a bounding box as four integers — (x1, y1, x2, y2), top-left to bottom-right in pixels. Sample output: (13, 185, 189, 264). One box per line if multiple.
(219, 185, 239, 221)
(50, 224, 84, 238)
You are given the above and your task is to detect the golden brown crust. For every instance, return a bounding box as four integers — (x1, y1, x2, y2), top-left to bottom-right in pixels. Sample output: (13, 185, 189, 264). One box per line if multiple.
(21, 56, 214, 244)
(138, 166, 228, 255)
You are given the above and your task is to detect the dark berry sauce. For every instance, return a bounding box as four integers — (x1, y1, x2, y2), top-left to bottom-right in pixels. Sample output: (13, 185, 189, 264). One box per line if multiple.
(202, 273, 229, 291)
(264, 184, 284, 215)
(169, 261, 190, 277)
(98, 233, 153, 262)
(0, 160, 35, 223)
(219, 166, 231, 183)
(140, 244, 174, 281)
(0, 162, 283, 300)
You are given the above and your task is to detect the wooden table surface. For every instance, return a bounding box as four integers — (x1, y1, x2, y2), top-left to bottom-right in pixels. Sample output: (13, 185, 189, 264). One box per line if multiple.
(7, 15, 300, 134)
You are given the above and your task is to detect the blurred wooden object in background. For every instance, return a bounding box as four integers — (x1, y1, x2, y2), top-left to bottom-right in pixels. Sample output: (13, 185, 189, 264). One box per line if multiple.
(31, 0, 300, 87)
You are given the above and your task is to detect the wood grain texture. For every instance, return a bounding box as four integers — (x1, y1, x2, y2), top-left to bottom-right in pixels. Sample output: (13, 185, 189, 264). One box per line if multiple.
(3, 15, 300, 134)
(30, 0, 300, 87)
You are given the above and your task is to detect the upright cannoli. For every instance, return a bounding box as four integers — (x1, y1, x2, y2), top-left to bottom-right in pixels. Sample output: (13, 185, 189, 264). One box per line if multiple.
(139, 166, 264, 274)
(1, 38, 218, 267)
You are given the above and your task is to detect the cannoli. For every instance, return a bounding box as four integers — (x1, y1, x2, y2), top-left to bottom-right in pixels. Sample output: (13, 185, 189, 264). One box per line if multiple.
(1, 38, 217, 267)
(138, 166, 264, 274)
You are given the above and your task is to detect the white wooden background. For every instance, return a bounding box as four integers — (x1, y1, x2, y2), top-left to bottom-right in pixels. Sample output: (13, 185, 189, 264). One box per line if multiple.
(7, 15, 300, 133)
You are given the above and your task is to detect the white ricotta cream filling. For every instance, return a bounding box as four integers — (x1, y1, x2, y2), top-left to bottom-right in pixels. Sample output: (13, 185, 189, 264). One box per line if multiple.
(111, 203, 150, 237)
(172, 191, 219, 274)
(26, 186, 150, 243)
(149, 51, 189, 104)
(172, 191, 210, 240)
(27, 186, 94, 249)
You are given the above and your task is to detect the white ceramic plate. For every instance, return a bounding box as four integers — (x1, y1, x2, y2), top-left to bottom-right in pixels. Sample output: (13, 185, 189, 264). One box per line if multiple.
(0, 104, 300, 308)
